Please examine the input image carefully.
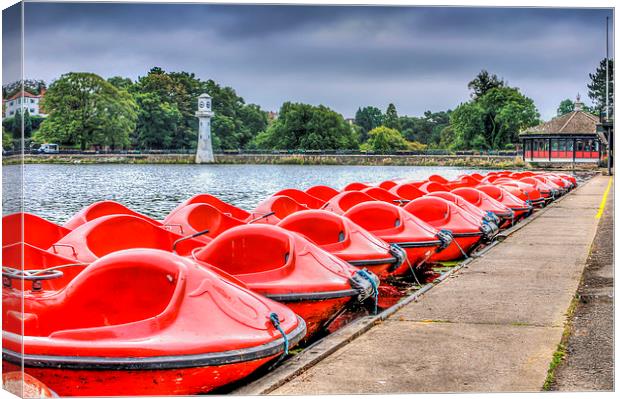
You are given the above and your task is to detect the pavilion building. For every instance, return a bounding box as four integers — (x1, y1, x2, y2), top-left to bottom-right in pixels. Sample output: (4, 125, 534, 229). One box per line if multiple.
(519, 95, 604, 163)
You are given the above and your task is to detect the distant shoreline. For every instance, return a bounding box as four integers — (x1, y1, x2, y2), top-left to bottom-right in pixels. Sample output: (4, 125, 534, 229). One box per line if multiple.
(0, 153, 599, 171)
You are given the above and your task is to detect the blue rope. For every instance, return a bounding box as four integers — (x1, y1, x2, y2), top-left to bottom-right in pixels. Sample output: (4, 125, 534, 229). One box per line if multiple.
(269, 312, 289, 368)
(357, 269, 378, 314)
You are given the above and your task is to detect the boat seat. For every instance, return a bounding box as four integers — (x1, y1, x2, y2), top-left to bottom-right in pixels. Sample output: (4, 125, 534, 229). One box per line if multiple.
(389, 184, 425, 200)
(305, 185, 339, 202)
(345, 202, 403, 233)
(273, 189, 325, 209)
(63, 201, 160, 230)
(278, 210, 346, 246)
(163, 203, 244, 239)
(196, 225, 294, 276)
(30, 250, 183, 336)
(361, 187, 402, 203)
(169, 194, 251, 222)
(343, 182, 369, 191)
(2, 213, 71, 249)
(52, 215, 205, 262)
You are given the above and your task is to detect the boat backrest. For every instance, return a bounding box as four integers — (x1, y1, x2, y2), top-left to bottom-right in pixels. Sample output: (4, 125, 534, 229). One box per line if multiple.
(64, 200, 159, 230)
(345, 202, 402, 232)
(163, 203, 244, 239)
(389, 184, 425, 200)
(3, 213, 71, 249)
(362, 187, 401, 203)
(47, 250, 183, 333)
(273, 189, 325, 209)
(278, 210, 345, 246)
(196, 225, 294, 275)
(305, 185, 339, 202)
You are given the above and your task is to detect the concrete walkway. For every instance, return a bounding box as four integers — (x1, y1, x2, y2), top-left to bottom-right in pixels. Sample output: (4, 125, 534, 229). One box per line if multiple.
(272, 175, 611, 394)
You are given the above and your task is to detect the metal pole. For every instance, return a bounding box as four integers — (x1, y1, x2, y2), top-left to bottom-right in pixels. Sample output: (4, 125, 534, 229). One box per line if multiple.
(606, 16, 612, 175)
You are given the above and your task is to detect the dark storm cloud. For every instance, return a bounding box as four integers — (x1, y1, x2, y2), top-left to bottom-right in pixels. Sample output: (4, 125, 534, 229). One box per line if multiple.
(13, 3, 615, 119)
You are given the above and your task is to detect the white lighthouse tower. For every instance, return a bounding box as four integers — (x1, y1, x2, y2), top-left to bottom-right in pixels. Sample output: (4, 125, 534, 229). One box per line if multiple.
(195, 93, 215, 163)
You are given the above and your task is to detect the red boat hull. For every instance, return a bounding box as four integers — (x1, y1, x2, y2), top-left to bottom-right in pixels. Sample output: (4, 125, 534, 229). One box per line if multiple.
(429, 235, 480, 262)
(2, 357, 274, 396)
(285, 297, 351, 338)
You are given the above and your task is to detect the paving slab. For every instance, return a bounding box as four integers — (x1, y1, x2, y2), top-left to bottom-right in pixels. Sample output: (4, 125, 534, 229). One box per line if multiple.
(273, 322, 563, 394)
(271, 175, 610, 394)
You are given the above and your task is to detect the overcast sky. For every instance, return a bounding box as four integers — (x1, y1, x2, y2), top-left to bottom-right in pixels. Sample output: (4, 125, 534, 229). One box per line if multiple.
(2, 2, 614, 119)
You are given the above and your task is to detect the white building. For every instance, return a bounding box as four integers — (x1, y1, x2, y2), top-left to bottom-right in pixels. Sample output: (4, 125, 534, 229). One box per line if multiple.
(3, 89, 47, 118)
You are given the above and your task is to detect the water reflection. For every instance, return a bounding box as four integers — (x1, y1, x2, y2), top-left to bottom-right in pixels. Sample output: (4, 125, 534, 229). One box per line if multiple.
(3, 164, 499, 223)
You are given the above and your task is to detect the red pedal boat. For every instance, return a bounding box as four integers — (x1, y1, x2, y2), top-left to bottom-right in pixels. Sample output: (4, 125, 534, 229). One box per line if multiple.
(50, 215, 208, 264)
(321, 191, 375, 215)
(476, 184, 533, 221)
(167, 194, 252, 222)
(2, 249, 305, 396)
(344, 201, 450, 275)
(278, 210, 406, 277)
(404, 197, 491, 262)
(192, 224, 378, 337)
(426, 191, 501, 230)
(163, 203, 245, 241)
(389, 183, 425, 201)
(451, 187, 515, 227)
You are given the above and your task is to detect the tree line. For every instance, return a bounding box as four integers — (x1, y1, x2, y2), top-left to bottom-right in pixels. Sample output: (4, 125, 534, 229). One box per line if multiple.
(2, 59, 613, 152)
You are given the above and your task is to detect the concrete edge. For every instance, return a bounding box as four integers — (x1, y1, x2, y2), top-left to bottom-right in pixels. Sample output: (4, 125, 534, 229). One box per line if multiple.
(231, 175, 600, 396)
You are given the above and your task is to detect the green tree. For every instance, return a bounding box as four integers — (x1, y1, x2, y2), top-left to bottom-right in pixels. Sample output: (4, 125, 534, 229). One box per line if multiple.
(361, 126, 410, 152)
(2, 128, 13, 150)
(133, 91, 182, 149)
(400, 110, 451, 146)
(451, 86, 539, 150)
(557, 99, 575, 115)
(251, 102, 358, 150)
(587, 58, 614, 115)
(467, 70, 505, 99)
(107, 76, 134, 91)
(38, 72, 137, 150)
(384, 103, 400, 130)
(354, 106, 384, 142)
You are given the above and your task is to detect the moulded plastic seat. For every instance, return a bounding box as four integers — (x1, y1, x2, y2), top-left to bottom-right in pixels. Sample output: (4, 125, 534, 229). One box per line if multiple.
(475, 185, 532, 221)
(305, 185, 340, 202)
(273, 188, 325, 209)
(404, 197, 486, 261)
(426, 191, 498, 226)
(64, 201, 160, 230)
(162, 203, 245, 241)
(321, 191, 375, 214)
(451, 187, 514, 221)
(389, 183, 425, 200)
(344, 201, 442, 274)
(343, 182, 370, 191)
(418, 181, 450, 193)
(3, 213, 71, 249)
(253, 195, 310, 224)
(194, 224, 376, 337)
(361, 186, 405, 205)
(167, 194, 252, 222)
(50, 215, 208, 263)
(378, 180, 398, 190)
(278, 210, 400, 277)
(428, 174, 449, 184)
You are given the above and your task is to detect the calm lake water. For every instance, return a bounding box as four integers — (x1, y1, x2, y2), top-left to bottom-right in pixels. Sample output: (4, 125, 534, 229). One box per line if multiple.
(3, 164, 502, 223)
